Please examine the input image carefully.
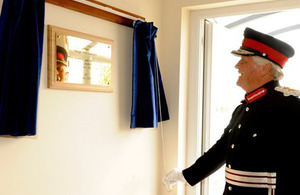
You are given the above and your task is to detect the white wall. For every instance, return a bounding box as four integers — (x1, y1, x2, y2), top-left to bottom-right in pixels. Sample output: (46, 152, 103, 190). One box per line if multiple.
(0, 0, 164, 195)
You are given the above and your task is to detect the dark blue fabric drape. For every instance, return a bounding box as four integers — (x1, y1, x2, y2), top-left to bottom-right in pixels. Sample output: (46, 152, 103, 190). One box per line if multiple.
(0, 0, 45, 136)
(130, 20, 169, 128)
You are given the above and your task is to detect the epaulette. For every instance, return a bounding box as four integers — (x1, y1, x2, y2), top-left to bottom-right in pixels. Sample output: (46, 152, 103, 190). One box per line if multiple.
(275, 86, 300, 97)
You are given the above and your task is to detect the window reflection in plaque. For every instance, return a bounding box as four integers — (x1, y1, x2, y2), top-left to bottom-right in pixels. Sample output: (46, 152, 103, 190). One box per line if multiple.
(55, 34, 112, 86)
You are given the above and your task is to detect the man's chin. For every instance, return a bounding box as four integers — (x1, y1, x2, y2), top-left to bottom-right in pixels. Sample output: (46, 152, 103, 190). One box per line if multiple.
(236, 80, 246, 92)
(236, 79, 241, 87)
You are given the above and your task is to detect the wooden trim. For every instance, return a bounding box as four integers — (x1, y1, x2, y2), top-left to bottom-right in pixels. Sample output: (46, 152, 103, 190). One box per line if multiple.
(86, 0, 145, 21)
(45, 0, 145, 28)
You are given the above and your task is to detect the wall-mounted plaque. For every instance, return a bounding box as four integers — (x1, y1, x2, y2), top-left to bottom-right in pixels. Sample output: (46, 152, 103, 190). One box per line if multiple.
(47, 25, 114, 92)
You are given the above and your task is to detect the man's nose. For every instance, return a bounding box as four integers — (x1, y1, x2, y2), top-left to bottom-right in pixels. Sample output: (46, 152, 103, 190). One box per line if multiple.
(234, 62, 239, 69)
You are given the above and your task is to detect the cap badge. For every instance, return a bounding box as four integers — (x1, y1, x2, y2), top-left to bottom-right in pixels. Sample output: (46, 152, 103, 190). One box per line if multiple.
(241, 39, 245, 45)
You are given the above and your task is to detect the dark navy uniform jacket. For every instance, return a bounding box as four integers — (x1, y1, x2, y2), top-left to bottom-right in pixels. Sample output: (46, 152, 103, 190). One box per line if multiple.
(183, 80, 300, 195)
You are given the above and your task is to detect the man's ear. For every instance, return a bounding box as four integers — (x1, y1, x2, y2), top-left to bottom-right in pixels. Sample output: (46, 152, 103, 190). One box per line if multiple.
(260, 63, 272, 77)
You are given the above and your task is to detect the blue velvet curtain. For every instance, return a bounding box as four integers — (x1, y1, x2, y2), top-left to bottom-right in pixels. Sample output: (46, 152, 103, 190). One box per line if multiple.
(130, 20, 169, 128)
(0, 0, 45, 136)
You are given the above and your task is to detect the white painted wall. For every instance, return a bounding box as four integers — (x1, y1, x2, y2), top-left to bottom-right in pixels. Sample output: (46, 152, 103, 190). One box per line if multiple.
(0, 0, 165, 195)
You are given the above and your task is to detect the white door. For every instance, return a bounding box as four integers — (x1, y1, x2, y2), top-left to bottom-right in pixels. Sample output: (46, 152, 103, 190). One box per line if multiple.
(202, 19, 244, 195)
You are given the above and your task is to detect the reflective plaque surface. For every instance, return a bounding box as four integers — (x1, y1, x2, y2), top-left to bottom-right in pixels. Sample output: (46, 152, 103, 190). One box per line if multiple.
(48, 25, 114, 92)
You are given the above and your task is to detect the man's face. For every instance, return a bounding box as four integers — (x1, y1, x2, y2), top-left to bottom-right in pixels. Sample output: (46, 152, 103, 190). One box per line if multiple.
(56, 62, 69, 82)
(234, 56, 261, 92)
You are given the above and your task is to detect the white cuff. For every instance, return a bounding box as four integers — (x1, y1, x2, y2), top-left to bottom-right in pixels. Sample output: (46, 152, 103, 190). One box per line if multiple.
(179, 171, 187, 183)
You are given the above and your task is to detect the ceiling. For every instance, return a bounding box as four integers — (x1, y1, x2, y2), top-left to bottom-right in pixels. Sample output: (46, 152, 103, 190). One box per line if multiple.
(212, 8, 300, 36)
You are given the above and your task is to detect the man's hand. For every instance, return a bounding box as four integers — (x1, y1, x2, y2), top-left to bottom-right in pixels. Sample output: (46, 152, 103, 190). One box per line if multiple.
(162, 168, 186, 190)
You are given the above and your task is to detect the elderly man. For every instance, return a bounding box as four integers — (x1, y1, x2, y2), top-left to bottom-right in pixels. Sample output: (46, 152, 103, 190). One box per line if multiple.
(163, 28, 300, 195)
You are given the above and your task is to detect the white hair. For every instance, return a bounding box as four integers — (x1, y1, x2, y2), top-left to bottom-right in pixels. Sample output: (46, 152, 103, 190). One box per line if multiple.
(252, 56, 284, 80)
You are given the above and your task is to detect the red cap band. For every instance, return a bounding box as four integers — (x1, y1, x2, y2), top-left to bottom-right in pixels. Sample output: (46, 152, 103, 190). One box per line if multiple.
(57, 52, 65, 61)
(243, 38, 288, 68)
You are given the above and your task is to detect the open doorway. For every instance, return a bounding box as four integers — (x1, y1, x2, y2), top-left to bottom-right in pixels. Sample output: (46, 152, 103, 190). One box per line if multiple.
(204, 8, 300, 195)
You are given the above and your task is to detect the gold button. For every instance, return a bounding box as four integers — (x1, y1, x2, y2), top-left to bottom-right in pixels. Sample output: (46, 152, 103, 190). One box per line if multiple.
(238, 124, 241, 129)
(228, 186, 232, 191)
(253, 133, 257, 137)
(246, 107, 249, 112)
(231, 144, 235, 149)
